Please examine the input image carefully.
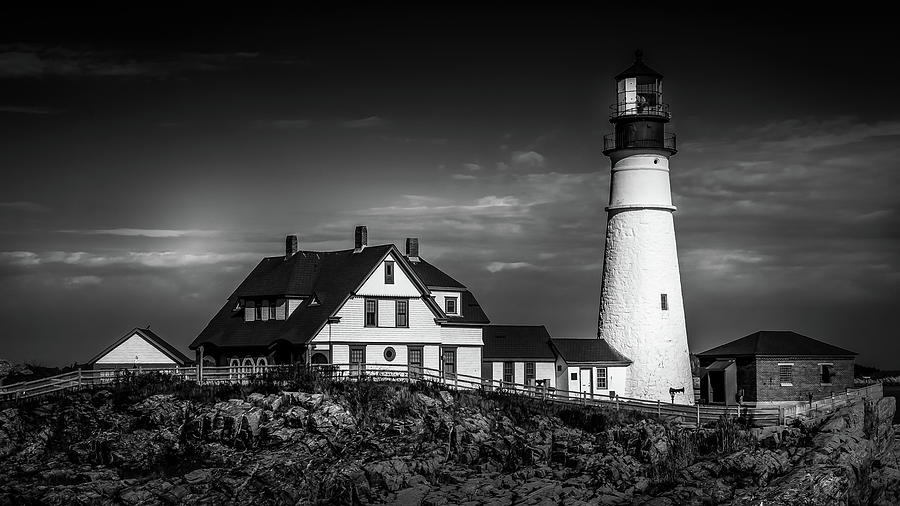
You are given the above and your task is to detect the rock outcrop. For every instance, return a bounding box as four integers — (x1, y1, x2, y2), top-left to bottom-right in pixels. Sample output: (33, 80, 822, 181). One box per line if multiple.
(0, 380, 896, 505)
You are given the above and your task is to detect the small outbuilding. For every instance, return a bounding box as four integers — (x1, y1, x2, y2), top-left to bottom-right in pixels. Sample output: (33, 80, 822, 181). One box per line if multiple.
(87, 327, 192, 370)
(551, 338, 632, 399)
(696, 330, 856, 406)
(482, 325, 558, 389)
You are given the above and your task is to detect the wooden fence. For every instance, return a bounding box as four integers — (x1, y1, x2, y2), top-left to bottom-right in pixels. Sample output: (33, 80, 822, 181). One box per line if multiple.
(0, 363, 883, 429)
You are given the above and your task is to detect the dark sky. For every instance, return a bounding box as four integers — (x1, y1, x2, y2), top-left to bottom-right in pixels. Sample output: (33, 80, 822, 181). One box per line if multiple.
(1, 7, 898, 368)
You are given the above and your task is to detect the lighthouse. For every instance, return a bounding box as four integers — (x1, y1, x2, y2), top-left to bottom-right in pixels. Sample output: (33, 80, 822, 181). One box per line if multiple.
(597, 51, 694, 404)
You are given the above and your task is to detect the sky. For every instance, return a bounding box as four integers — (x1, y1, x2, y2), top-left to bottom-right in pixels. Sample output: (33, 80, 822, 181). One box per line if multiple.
(1, 7, 898, 368)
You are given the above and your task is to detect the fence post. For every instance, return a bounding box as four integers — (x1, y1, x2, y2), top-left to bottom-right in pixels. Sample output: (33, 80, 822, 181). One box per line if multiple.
(696, 403, 700, 428)
(615, 394, 619, 412)
(657, 399, 661, 417)
(78, 368, 83, 388)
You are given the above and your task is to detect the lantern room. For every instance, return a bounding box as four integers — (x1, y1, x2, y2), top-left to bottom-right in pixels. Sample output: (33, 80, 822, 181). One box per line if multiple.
(604, 50, 676, 156)
(612, 50, 668, 119)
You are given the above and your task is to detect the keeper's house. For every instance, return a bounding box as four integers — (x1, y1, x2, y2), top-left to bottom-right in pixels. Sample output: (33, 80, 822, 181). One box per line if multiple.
(87, 327, 192, 370)
(189, 227, 490, 379)
(696, 330, 856, 406)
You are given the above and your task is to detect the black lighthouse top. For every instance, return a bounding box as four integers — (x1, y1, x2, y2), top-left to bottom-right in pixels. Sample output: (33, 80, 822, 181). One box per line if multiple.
(603, 50, 676, 155)
(615, 50, 663, 80)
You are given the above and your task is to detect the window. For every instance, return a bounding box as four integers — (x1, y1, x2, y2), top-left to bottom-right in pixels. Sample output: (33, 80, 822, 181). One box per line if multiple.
(350, 346, 365, 376)
(383, 347, 396, 362)
(445, 296, 458, 315)
(365, 299, 377, 327)
(260, 300, 269, 321)
(557, 365, 562, 372)
(503, 362, 513, 383)
(660, 293, 668, 311)
(442, 348, 456, 379)
(570, 372, 578, 381)
(525, 362, 536, 385)
(820, 363, 833, 384)
(778, 364, 793, 386)
(245, 300, 256, 322)
(597, 367, 608, 389)
(384, 261, 395, 284)
(255, 302, 262, 321)
(396, 300, 408, 327)
(409, 347, 423, 378)
(270, 301, 277, 320)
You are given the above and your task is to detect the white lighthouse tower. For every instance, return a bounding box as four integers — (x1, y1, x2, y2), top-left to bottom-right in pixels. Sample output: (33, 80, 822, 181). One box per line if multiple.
(597, 51, 694, 404)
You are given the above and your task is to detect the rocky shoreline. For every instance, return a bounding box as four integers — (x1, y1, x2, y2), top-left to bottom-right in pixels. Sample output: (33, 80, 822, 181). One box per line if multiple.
(0, 378, 897, 505)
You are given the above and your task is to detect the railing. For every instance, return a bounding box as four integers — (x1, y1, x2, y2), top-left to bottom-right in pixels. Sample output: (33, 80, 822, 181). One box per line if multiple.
(0, 364, 884, 429)
(779, 383, 883, 420)
(610, 102, 670, 120)
(603, 132, 676, 153)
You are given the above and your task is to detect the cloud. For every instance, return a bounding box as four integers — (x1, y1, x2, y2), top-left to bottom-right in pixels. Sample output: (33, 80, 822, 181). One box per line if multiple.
(510, 150, 545, 169)
(341, 116, 387, 128)
(486, 261, 536, 273)
(0, 201, 50, 213)
(0, 250, 262, 271)
(0, 45, 260, 79)
(451, 174, 478, 180)
(63, 275, 102, 287)
(58, 228, 219, 238)
(462, 163, 482, 171)
(0, 105, 60, 115)
(251, 119, 312, 129)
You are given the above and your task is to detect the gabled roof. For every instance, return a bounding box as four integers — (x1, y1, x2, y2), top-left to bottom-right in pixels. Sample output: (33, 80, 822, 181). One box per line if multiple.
(483, 325, 555, 361)
(551, 338, 632, 365)
(696, 331, 857, 358)
(89, 327, 192, 366)
(191, 244, 485, 350)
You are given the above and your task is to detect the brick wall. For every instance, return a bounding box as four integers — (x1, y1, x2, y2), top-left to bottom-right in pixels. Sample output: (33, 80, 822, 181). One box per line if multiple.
(755, 356, 854, 403)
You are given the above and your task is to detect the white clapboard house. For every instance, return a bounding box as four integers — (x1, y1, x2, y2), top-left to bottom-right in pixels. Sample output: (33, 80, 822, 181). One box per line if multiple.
(190, 227, 490, 379)
(482, 325, 632, 398)
(87, 327, 192, 370)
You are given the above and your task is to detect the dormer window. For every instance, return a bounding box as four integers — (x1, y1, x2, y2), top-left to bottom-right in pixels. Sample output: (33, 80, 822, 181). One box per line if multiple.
(260, 300, 269, 321)
(445, 296, 458, 315)
(385, 261, 395, 284)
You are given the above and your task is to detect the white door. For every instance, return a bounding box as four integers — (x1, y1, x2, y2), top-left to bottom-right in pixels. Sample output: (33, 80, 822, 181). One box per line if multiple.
(579, 368, 592, 397)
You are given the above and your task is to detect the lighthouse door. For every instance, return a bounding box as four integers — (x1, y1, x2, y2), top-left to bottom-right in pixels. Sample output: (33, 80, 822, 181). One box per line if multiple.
(579, 368, 593, 397)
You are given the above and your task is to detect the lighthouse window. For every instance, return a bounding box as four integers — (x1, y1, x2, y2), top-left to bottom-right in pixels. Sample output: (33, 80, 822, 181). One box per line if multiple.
(660, 294, 668, 311)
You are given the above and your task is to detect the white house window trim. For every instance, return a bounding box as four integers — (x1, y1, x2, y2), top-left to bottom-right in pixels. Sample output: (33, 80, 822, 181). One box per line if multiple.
(596, 367, 608, 389)
(395, 299, 408, 328)
(503, 361, 513, 384)
(384, 261, 395, 284)
(364, 298, 378, 327)
(778, 363, 794, 386)
(818, 362, 834, 385)
(445, 296, 458, 315)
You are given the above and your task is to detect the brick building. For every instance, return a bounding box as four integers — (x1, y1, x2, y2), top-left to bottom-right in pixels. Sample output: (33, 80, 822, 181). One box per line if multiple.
(696, 331, 856, 406)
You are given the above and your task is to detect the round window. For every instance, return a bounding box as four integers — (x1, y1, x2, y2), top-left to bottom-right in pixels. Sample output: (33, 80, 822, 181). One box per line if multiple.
(384, 347, 396, 362)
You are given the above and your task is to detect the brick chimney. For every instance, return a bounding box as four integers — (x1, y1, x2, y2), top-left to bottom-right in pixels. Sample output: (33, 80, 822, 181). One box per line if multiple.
(354, 225, 367, 253)
(285, 234, 299, 257)
(405, 237, 420, 262)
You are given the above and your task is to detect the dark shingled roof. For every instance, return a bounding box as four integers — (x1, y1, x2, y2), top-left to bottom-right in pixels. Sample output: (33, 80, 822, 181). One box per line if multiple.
(409, 257, 489, 325)
(192, 245, 396, 349)
(483, 325, 555, 361)
(89, 327, 192, 366)
(409, 258, 465, 288)
(697, 331, 856, 358)
(551, 338, 632, 365)
(191, 245, 488, 349)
